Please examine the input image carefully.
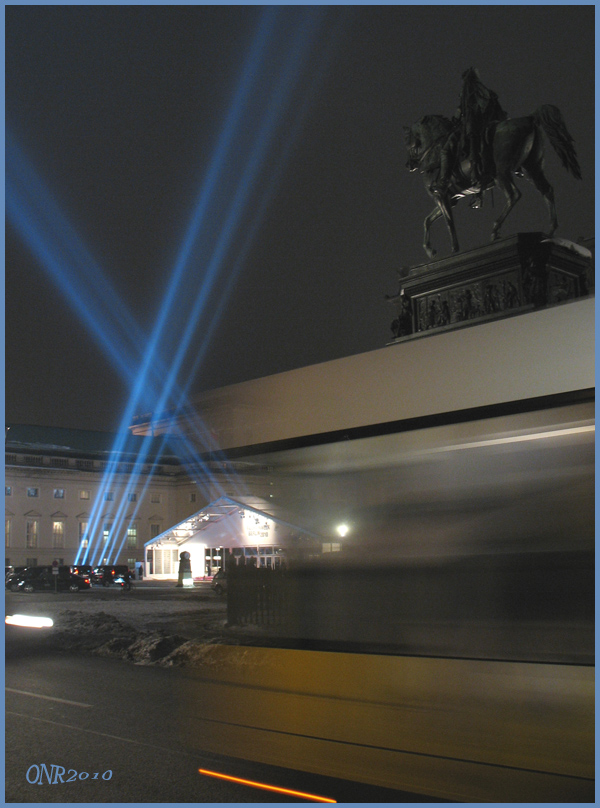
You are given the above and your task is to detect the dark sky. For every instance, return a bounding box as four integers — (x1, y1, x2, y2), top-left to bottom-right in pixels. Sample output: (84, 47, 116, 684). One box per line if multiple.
(5, 5, 595, 433)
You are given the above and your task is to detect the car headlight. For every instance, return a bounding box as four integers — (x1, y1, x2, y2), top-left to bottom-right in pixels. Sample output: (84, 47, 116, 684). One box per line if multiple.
(5, 614, 53, 628)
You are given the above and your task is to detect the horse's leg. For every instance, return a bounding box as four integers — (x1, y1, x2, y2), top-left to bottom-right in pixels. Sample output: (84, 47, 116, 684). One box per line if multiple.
(521, 154, 557, 236)
(423, 205, 444, 258)
(491, 172, 521, 241)
(491, 122, 532, 241)
(433, 191, 459, 254)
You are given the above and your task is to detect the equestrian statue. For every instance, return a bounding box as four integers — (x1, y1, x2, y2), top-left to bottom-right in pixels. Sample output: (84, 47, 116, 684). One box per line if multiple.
(404, 68, 582, 258)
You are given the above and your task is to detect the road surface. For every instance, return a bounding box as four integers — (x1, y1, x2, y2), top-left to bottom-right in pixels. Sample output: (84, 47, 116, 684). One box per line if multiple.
(6, 630, 444, 803)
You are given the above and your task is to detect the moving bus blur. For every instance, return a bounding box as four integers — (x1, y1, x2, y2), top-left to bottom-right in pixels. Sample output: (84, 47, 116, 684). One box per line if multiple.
(147, 293, 594, 801)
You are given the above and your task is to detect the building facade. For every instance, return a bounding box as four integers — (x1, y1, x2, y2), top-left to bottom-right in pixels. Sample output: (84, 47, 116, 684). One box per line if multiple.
(4, 425, 195, 571)
(4, 425, 281, 575)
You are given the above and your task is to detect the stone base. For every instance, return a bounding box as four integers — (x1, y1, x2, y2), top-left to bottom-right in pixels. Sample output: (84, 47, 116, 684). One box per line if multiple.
(387, 233, 592, 343)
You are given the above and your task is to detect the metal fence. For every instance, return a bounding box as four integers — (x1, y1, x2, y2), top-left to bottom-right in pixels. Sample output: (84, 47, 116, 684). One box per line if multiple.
(226, 562, 288, 626)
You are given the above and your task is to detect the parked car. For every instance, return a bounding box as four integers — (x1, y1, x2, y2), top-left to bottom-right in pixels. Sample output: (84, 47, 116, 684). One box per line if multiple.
(212, 569, 227, 595)
(5, 565, 19, 584)
(91, 565, 130, 586)
(6, 566, 48, 589)
(71, 564, 92, 578)
(10, 569, 91, 593)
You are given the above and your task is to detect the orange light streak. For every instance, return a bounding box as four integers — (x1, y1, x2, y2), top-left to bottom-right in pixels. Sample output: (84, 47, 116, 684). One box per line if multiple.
(198, 768, 337, 802)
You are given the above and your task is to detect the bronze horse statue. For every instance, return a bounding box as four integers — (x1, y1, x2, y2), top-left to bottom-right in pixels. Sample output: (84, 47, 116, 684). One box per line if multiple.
(405, 105, 581, 258)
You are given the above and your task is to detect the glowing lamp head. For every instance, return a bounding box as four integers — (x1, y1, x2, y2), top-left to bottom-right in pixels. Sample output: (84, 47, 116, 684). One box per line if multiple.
(336, 524, 349, 538)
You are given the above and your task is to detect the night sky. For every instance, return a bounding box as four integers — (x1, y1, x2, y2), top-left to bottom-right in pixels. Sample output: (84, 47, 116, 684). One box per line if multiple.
(5, 5, 595, 433)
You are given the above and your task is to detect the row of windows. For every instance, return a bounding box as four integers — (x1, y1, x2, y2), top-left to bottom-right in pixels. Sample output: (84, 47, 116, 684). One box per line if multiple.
(5, 486, 168, 504)
(6, 519, 163, 549)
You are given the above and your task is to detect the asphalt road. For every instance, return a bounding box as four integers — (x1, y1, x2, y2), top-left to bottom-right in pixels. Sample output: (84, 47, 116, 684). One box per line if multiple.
(6, 630, 445, 803)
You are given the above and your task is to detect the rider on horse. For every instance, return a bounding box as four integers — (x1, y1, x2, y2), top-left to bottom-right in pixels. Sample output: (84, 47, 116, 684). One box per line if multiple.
(406, 70, 581, 258)
(459, 68, 507, 184)
(439, 68, 507, 201)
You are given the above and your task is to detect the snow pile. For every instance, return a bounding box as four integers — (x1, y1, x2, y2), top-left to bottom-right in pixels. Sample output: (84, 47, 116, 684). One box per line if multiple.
(53, 609, 132, 634)
(541, 237, 593, 259)
(51, 609, 138, 651)
(95, 632, 189, 664)
(48, 608, 205, 665)
(156, 638, 228, 667)
(11, 590, 283, 668)
(44, 602, 268, 667)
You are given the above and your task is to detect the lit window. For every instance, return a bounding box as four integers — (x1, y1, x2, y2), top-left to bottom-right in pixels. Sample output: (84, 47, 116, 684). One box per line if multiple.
(150, 493, 161, 504)
(79, 521, 88, 548)
(126, 526, 137, 549)
(54, 488, 65, 499)
(52, 521, 65, 548)
(27, 487, 39, 498)
(5, 519, 10, 548)
(103, 523, 112, 543)
(128, 493, 137, 502)
(5, 487, 12, 496)
(104, 492, 114, 501)
(80, 490, 90, 500)
(26, 520, 38, 548)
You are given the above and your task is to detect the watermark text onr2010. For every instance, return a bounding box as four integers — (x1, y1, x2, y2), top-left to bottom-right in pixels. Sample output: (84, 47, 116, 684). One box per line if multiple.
(26, 765, 113, 784)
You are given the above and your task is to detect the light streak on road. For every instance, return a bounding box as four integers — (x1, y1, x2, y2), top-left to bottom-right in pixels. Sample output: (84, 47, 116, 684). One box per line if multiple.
(199, 768, 337, 802)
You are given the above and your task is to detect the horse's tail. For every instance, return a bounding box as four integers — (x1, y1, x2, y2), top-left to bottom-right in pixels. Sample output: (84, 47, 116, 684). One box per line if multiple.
(534, 104, 582, 180)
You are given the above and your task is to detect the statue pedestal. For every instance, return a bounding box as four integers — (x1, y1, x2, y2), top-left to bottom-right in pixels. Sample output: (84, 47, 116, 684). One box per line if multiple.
(387, 233, 592, 343)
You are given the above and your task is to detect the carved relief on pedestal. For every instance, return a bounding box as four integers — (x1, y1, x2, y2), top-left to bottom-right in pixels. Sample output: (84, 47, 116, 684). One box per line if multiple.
(414, 271, 522, 332)
(548, 270, 577, 304)
(386, 234, 591, 344)
(522, 257, 546, 307)
(390, 292, 413, 339)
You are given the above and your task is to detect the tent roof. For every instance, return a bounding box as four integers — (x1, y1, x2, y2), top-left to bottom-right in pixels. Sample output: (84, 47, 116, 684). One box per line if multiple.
(144, 495, 318, 547)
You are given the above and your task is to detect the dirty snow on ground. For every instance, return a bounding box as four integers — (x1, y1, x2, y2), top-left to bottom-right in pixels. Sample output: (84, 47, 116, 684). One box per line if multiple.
(9, 586, 270, 668)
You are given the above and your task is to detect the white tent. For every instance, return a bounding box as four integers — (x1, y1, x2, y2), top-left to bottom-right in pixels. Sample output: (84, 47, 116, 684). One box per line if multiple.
(143, 496, 319, 579)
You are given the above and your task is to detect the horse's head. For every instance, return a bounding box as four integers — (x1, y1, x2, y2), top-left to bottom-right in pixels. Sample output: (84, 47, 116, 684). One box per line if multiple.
(404, 115, 454, 172)
(403, 123, 423, 172)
